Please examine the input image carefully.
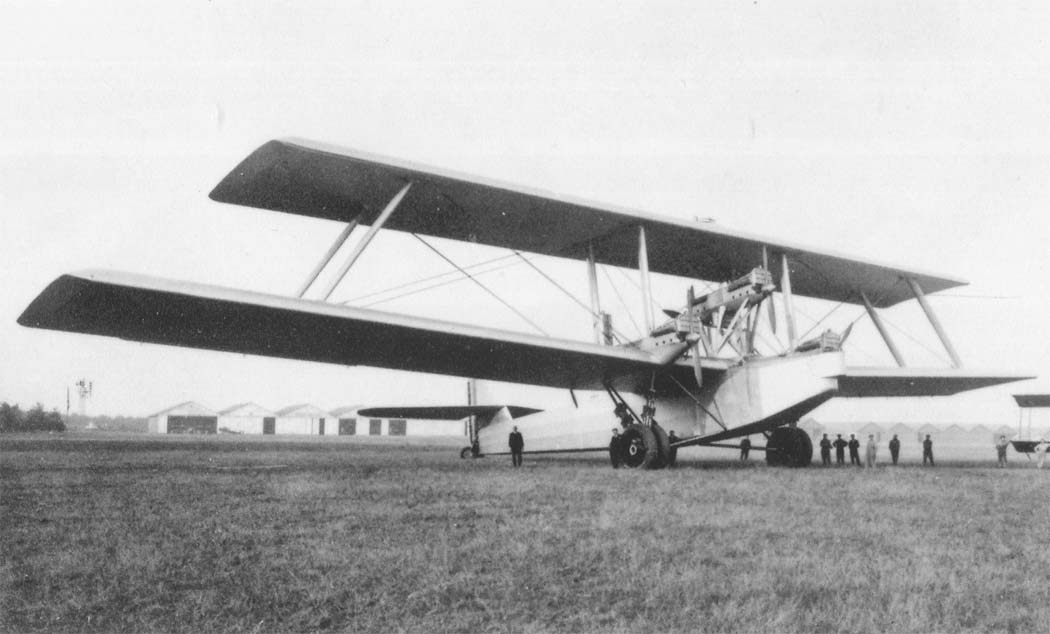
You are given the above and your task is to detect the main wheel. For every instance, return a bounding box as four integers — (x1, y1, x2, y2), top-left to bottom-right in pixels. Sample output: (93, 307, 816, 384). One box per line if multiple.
(621, 424, 669, 470)
(621, 424, 658, 469)
(765, 427, 813, 467)
(460, 446, 473, 459)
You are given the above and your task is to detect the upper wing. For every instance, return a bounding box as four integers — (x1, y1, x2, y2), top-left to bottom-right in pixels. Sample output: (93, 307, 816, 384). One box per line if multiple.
(18, 270, 725, 392)
(209, 138, 966, 307)
(834, 367, 1034, 397)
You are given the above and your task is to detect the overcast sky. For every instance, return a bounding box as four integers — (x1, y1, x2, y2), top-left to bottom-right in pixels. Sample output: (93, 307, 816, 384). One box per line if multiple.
(2, 2, 1049, 425)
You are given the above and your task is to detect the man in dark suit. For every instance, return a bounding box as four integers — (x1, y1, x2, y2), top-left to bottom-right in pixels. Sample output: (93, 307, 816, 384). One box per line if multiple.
(509, 426, 524, 467)
(889, 434, 901, 465)
(923, 434, 934, 466)
(819, 434, 832, 466)
(833, 434, 847, 466)
(848, 434, 861, 466)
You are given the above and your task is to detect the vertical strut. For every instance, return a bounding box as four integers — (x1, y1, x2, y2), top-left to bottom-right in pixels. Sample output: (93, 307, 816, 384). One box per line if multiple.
(296, 219, 359, 298)
(780, 253, 798, 350)
(638, 225, 655, 334)
(320, 182, 412, 302)
(861, 291, 906, 367)
(906, 278, 962, 368)
(587, 243, 602, 344)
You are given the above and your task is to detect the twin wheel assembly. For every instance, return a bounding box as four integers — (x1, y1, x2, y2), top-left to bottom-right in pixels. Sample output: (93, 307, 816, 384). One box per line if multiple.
(610, 423, 813, 469)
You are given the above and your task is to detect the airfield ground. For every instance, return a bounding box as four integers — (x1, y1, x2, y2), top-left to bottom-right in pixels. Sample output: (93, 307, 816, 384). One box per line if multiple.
(2, 434, 1048, 634)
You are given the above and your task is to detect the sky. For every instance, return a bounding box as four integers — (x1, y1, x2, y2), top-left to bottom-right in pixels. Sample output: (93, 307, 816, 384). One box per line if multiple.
(2, 1, 1049, 426)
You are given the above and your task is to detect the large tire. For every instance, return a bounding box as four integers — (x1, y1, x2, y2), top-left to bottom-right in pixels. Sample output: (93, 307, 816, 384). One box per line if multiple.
(621, 424, 661, 469)
(765, 427, 813, 468)
(460, 446, 473, 459)
(649, 422, 672, 469)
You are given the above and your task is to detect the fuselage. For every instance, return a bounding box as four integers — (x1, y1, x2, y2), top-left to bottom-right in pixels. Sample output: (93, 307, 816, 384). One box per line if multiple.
(479, 350, 845, 454)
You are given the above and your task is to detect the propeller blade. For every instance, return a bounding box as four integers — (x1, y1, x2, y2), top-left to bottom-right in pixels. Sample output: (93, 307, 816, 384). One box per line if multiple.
(767, 294, 777, 334)
(693, 344, 703, 389)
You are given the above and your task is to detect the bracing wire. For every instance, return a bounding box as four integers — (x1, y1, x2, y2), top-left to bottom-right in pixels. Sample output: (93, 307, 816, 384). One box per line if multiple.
(342, 252, 521, 305)
(512, 252, 631, 345)
(412, 234, 548, 336)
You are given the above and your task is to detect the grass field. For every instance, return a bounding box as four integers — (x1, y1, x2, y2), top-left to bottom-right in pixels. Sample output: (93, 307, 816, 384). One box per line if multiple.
(2, 433, 1049, 633)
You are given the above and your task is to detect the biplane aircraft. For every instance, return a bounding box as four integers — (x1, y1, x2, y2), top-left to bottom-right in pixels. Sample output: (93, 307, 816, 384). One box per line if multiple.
(18, 139, 1033, 468)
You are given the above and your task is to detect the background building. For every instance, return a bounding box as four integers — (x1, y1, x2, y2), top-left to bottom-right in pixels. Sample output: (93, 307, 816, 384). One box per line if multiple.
(147, 401, 218, 434)
(218, 402, 275, 435)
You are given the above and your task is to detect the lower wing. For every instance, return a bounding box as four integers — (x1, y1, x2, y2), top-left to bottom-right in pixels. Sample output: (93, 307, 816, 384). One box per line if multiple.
(18, 270, 715, 392)
(834, 367, 1033, 397)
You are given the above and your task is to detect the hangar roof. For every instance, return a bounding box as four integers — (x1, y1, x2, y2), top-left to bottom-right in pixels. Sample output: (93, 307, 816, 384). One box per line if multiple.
(148, 401, 216, 418)
(219, 402, 276, 417)
(276, 403, 332, 417)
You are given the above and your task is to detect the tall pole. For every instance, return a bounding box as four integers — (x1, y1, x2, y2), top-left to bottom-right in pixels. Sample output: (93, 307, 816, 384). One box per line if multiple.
(587, 243, 602, 344)
(638, 226, 654, 334)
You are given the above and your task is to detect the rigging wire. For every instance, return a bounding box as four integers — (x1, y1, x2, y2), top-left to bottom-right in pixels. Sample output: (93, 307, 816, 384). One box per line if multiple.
(352, 254, 533, 309)
(600, 265, 644, 340)
(411, 234, 549, 336)
(341, 252, 521, 305)
(879, 311, 952, 366)
(512, 252, 631, 345)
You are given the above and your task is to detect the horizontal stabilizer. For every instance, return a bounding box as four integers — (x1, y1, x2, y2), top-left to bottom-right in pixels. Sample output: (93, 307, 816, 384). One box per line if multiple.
(18, 270, 714, 392)
(835, 367, 1033, 397)
(209, 138, 966, 308)
(356, 406, 541, 420)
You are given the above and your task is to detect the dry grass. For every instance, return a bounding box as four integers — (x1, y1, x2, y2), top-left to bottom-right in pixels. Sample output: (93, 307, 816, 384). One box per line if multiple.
(2, 433, 1049, 633)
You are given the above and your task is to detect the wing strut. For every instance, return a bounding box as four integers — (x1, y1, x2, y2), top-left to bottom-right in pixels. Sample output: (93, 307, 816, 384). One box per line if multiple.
(297, 219, 359, 298)
(906, 278, 962, 368)
(638, 226, 655, 334)
(587, 243, 603, 344)
(780, 253, 798, 350)
(320, 182, 413, 301)
(860, 291, 906, 367)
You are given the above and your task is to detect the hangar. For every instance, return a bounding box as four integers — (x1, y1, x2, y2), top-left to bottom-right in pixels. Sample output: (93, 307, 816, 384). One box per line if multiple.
(274, 403, 331, 435)
(144, 401, 467, 438)
(328, 405, 464, 437)
(218, 402, 276, 435)
(148, 401, 218, 434)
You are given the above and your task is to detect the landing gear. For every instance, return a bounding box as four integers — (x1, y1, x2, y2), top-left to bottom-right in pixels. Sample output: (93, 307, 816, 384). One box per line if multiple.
(460, 439, 481, 459)
(765, 427, 813, 467)
(619, 423, 672, 469)
(604, 381, 673, 470)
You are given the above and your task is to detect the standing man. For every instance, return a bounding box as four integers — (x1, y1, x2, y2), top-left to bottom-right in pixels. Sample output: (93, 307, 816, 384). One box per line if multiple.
(865, 434, 878, 469)
(508, 426, 524, 468)
(739, 436, 751, 461)
(833, 434, 847, 466)
(995, 435, 1010, 468)
(609, 427, 624, 469)
(666, 430, 678, 467)
(888, 434, 901, 465)
(848, 434, 861, 466)
(819, 433, 832, 466)
(922, 434, 934, 466)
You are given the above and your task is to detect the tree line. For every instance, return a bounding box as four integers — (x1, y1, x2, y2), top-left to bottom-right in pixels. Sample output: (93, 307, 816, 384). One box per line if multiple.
(0, 402, 66, 433)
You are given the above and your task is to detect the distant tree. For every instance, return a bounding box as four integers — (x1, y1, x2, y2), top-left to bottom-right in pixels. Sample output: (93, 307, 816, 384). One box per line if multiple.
(0, 402, 25, 433)
(0, 402, 64, 433)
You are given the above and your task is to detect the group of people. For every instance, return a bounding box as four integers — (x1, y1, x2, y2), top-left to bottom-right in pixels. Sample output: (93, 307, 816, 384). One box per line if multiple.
(509, 425, 1044, 469)
(817, 433, 936, 468)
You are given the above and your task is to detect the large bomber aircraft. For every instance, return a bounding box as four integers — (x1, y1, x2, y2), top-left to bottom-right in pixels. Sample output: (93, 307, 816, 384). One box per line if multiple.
(19, 139, 1031, 468)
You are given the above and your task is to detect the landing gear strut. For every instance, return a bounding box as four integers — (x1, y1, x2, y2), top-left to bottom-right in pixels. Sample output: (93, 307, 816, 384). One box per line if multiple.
(605, 382, 672, 470)
(765, 427, 813, 467)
